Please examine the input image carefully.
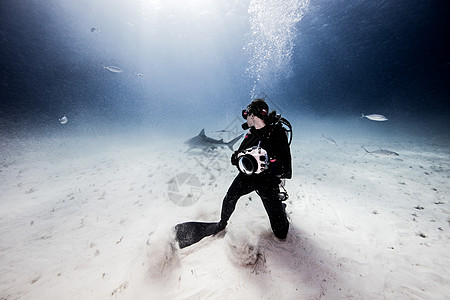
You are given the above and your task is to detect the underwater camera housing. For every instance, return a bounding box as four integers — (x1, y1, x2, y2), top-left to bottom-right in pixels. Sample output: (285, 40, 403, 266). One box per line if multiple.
(237, 146, 268, 175)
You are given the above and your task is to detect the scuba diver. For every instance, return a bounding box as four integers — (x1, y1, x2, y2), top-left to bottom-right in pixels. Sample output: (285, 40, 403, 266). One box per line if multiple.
(175, 98, 292, 248)
(215, 98, 292, 239)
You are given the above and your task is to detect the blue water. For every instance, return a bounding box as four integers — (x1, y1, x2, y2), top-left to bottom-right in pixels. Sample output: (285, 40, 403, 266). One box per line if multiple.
(0, 0, 448, 138)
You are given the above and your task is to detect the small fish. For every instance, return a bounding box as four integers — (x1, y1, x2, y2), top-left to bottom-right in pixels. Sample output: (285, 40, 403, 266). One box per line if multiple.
(362, 146, 399, 156)
(90, 27, 101, 33)
(59, 115, 68, 124)
(321, 133, 337, 145)
(135, 73, 145, 78)
(103, 65, 123, 73)
(213, 130, 236, 134)
(360, 113, 388, 121)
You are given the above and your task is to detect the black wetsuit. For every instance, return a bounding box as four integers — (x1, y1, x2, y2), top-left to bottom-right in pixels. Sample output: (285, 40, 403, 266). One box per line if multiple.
(218, 123, 292, 239)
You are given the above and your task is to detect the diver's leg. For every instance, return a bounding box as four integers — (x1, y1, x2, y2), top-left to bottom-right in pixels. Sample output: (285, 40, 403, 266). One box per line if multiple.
(257, 179, 289, 239)
(217, 173, 255, 232)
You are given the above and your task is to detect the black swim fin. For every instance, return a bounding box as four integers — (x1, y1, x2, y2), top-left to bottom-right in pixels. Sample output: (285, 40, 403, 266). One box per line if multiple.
(175, 221, 219, 249)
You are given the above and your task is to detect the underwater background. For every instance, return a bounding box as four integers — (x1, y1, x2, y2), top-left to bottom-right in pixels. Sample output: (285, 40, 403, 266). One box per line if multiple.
(1, 2, 450, 299)
(0, 0, 449, 138)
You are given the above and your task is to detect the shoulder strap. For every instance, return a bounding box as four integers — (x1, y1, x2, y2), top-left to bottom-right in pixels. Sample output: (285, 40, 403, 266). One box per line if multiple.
(272, 116, 292, 146)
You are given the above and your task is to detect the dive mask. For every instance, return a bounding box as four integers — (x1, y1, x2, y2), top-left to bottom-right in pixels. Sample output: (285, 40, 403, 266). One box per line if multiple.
(242, 103, 268, 120)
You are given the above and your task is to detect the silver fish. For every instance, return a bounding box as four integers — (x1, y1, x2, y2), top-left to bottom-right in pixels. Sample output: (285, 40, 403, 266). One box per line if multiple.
(103, 65, 123, 73)
(59, 115, 68, 124)
(322, 133, 337, 145)
(185, 129, 243, 151)
(360, 113, 388, 121)
(362, 146, 399, 156)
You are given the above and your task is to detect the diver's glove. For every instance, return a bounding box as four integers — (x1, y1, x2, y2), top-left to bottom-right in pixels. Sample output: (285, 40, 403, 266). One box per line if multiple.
(230, 151, 238, 166)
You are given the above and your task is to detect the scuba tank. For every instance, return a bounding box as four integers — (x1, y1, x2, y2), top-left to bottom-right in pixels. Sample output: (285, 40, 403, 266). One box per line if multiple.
(272, 114, 293, 146)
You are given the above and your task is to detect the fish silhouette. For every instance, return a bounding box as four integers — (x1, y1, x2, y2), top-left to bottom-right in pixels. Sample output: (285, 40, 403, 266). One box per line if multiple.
(362, 146, 399, 156)
(103, 65, 123, 73)
(59, 115, 68, 124)
(322, 133, 337, 145)
(185, 129, 243, 151)
(360, 113, 388, 121)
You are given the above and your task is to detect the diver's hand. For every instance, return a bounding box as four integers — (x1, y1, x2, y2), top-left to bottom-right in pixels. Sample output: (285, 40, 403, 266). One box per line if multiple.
(231, 152, 238, 166)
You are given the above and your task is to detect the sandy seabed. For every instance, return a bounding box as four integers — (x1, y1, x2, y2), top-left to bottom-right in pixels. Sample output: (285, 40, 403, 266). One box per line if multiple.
(0, 125, 449, 300)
